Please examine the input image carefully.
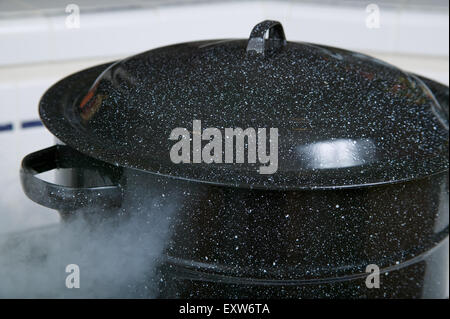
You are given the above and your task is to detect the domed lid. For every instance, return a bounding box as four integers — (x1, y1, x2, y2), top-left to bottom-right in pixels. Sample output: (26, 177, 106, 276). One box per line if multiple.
(40, 20, 449, 189)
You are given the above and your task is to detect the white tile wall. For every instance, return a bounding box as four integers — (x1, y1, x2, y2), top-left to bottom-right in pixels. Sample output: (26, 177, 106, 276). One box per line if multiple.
(0, 0, 448, 234)
(1, 1, 449, 66)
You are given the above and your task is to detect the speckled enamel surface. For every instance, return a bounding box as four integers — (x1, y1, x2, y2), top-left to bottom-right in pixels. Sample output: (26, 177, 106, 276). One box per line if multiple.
(38, 36, 448, 190)
(54, 165, 447, 298)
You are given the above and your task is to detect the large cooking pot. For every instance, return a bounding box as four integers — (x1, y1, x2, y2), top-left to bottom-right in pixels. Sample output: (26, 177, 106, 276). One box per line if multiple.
(20, 21, 448, 298)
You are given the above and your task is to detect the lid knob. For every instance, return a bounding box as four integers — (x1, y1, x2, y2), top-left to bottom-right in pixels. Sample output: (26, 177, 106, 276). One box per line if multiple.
(246, 20, 287, 56)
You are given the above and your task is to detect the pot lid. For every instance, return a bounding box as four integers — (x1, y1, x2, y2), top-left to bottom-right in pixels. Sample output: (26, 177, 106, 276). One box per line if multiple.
(39, 20, 449, 190)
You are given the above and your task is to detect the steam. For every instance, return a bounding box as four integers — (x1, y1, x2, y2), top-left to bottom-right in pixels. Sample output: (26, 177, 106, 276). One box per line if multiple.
(0, 191, 177, 298)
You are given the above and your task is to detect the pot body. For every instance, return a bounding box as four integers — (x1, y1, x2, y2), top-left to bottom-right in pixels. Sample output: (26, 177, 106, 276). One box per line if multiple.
(31, 146, 448, 298)
(18, 19, 449, 298)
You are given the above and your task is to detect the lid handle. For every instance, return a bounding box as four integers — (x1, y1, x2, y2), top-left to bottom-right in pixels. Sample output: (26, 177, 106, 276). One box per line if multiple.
(246, 20, 286, 56)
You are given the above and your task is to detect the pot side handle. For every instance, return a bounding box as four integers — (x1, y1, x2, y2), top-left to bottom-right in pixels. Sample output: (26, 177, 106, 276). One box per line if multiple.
(20, 145, 123, 211)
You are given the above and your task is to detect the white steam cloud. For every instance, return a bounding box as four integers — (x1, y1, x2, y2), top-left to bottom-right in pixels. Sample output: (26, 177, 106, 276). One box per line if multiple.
(0, 195, 177, 298)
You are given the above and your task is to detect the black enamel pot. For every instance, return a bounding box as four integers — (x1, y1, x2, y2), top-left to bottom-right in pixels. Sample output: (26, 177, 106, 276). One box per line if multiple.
(20, 21, 449, 298)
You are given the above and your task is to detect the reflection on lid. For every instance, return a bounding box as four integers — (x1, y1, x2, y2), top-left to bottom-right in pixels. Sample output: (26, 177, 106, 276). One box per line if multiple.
(78, 60, 138, 122)
(297, 138, 377, 169)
